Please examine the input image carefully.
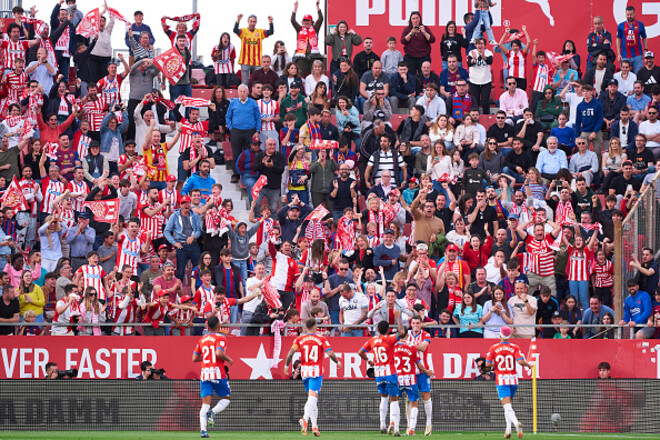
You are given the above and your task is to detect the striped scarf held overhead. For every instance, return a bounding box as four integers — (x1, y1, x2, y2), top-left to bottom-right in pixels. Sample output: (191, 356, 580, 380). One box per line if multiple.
(307, 121, 321, 141)
(555, 200, 575, 225)
(305, 219, 325, 243)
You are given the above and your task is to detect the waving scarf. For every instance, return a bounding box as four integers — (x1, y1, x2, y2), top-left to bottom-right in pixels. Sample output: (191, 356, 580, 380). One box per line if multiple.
(368, 202, 396, 238)
(337, 215, 356, 253)
(163, 13, 200, 23)
(296, 26, 320, 55)
(555, 200, 575, 225)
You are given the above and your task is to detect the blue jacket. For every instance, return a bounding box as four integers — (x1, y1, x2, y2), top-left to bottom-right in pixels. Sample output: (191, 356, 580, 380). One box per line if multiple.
(181, 172, 216, 202)
(389, 73, 417, 100)
(226, 98, 260, 131)
(575, 98, 603, 134)
(623, 290, 652, 324)
(374, 243, 401, 281)
(581, 305, 615, 338)
(164, 209, 202, 244)
(610, 119, 638, 151)
(100, 111, 129, 155)
(50, 4, 76, 56)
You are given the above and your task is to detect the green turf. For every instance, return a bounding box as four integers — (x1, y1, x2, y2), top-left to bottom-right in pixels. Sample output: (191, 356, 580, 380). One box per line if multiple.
(1, 432, 658, 440)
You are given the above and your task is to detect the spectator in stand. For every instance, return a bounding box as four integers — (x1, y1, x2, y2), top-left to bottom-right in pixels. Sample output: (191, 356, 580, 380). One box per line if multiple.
(326, 20, 362, 75)
(415, 61, 440, 96)
(88, 2, 115, 83)
(374, 228, 400, 283)
(535, 136, 568, 181)
(409, 188, 445, 245)
(338, 283, 369, 336)
(280, 79, 307, 128)
(497, 26, 531, 92)
(272, 41, 291, 77)
(583, 53, 613, 98)
(551, 58, 579, 93)
(619, 278, 652, 338)
(207, 86, 231, 148)
(290, 0, 323, 78)
(331, 58, 360, 104)
(38, 217, 64, 273)
(249, 55, 280, 97)
(416, 83, 446, 122)
(164, 196, 202, 282)
(627, 81, 652, 124)
(99, 109, 129, 176)
(499, 77, 528, 125)
(616, 5, 647, 73)
(234, 13, 274, 86)
(254, 138, 285, 215)
(535, 86, 562, 131)
(514, 108, 543, 154)
(389, 62, 417, 113)
(582, 296, 615, 338)
(600, 79, 627, 133)
(380, 36, 404, 78)
(503, 137, 533, 183)
(508, 280, 537, 339)
(467, 38, 494, 115)
(614, 60, 637, 96)
(26, 48, 56, 96)
(639, 104, 660, 160)
(440, 20, 467, 70)
(636, 52, 660, 96)
(49, 2, 75, 84)
(569, 137, 599, 186)
(352, 37, 379, 80)
(0, 284, 19, 335)
(366, 134, 407, 189)
(575, 84, 605, 159)
(210, 32, 236, 89)
(488, 111, 514, 153)
(358, 61, 390, 113)
(227, 84, 261, 183)
(309, 148, 339, 209)
(236, 135, 263, 204)
(400, 11, 436, 76)
(611, 107, 638, 151)
(587, 15, 615, 72)
(330, 164, 357, 221)
(125, 11, 155, 62)
(630, 247, 659, 295)
(362, 88, 393, 131)
(439, 55, 468, 101)
(517, 218, 561, 297)
(127, 61, 160, 142)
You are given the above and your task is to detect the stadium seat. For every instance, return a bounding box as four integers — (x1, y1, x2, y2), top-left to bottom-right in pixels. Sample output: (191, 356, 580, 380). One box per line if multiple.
(192, 88, 213, 100)
(221, 141, 233, 161)
(389, 114, 406, 131)
(481, 114, 498, 130)
(358, 195, 366, 212)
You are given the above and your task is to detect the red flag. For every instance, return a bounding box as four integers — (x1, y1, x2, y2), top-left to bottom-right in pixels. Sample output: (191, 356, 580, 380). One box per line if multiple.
(174, 96, 210, 108)
(251, 175, 268, 201)
(0, 177, 28, 211)
(310, 139, 339, 150)
(19, 119, 34, 142)
(108, 7, 131, 25)
(76, 8, 100, 38)
(545, 51, 575, 69)
(527, 337, 538, 365)
(504, 31, 525, 43)
(304, 204, 330, 222)
(337, 215, 356, 252)
(82, 199, 120, 223)
(261, 278, 282, 309)
(153, 47, 187, 85)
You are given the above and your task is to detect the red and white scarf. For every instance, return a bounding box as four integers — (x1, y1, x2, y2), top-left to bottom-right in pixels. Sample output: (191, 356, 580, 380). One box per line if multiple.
(555, 200, 575, 225)
(174, 95, 210, 108)
(296, 26, 320, 55)
(304, 219, 325, 242)
(368, 203, 395, 238)
(189, 144, 208, 174)
(336, 216, 356, 252)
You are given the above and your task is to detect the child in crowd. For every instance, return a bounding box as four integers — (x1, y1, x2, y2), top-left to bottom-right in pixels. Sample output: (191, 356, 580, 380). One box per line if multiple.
(381, 36, 403, 77)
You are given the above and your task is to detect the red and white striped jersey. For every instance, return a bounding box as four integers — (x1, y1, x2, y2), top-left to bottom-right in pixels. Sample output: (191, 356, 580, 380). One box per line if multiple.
(76, 264, 108, 300)
(212, 43, 236, 74)
(257, 98, 279, 132)
(97, 75, 124, 106)
(169, 304, 194, 329)
(256, 218, 274, 247)
(178, 119, 205, 153)
(110, 295, 138, 335)
(566, 246, 593, 282)
(4, 70, 27, 103)
(19, 177, 40, 215)
(406, 330, 431, 371)
(135, 189, 149, 218)
(507, 51, 526, 79)
(293, 332, 332, 378)
(56, 207, 76, 240)
(82, 96, 109, 131)
(143, 302, 169, 326)
(394, 342, 420, 387)
(194, 284, 214, 312)
(486, 341, 524, 386)
(532, 63, 550, 93)
(1, 40, 29, 70)
(593, 260, 614, 288)
(116, 232, 145, 276)
(110, 279, 137, 298)
(525, 234, 556, 277)
(194, 332, 229, 381)
(23, 91, 43, 127)
(159, 188, 179, 209)
(52, 298, 80, 332)
(268, 241, 300, 291)
(67, 179, 90, 212)
(40, 177, 65, 213)
(361, 334, 398, 378)
(74, 131, 92, 160)
(367, 234, 380, 249)
(139, 201, 165, 239)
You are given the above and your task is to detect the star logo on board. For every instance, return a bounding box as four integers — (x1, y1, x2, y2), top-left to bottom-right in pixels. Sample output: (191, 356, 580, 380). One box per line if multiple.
(240, 343, 281, 380)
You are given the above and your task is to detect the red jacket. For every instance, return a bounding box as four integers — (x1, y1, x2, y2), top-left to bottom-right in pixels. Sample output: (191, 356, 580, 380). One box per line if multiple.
(462, 235, 493, 272)
(36, 112, 75, 146)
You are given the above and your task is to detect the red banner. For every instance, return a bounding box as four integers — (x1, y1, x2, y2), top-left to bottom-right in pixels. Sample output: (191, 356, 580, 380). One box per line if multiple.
(327, 0, 660, 87)
(310, 140, 339, 150)
(1, 337, 658, 380)
(251, 175, 268, 201)
(82, 199, 120, 223)
(154, 48, 187, 86)
(76, 8, 100, 38)
(0, 177, 28, 211)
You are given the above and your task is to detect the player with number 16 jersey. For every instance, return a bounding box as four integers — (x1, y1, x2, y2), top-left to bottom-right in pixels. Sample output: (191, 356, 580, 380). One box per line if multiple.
(192, 316, 234, 439)
(284, 318, 341, 437)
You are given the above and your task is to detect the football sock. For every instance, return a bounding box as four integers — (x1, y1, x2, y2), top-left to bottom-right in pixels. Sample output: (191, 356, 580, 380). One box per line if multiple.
(423, 398, 433, 427)
(390, 401, 400, 431)
(309, 395, 319, 429)
(213, 399, 230, 414)
(409, 407, 419, 432)
(503, 405, 512, 431)
(200, 404, 210, 431)
(504, 403, 519, 426)
(380, 396, 389, 428)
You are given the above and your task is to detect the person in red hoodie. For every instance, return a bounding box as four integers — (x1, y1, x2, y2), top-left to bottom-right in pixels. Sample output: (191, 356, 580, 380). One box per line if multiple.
(462, 225, 494, 276)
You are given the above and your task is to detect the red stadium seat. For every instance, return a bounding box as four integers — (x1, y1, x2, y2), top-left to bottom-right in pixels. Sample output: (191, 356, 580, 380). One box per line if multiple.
(480, 114, 498, 130)
(191, 88, 213, 100)
(358, 195, 366, 212)
(389, 114, 406, 131)
(221, 141, 232, 161)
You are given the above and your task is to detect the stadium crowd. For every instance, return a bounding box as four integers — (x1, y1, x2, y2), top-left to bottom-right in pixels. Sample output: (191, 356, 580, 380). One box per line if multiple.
(0, 0, 659, 340)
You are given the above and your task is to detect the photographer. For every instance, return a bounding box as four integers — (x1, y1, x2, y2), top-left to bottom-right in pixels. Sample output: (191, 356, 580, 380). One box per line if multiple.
(135, 360, 170, 380)
(45, 362, 79, 379)
(362, 88, 392, 132)
(45, 362, 59, 379)
(99, 104, 129, 176)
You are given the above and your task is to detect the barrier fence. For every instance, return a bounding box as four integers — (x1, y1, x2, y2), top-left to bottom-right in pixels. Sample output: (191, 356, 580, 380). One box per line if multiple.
(1, 379, 658, 433)
(614, 170, 660, 322)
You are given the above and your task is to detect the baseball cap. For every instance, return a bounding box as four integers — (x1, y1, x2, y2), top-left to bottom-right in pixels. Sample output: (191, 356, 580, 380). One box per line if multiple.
(416, 242, 429, 251)
(303, 14, 313, 21)
(608, 78, 618, 86)
(251, 133, 261, 145)
(289, 204, 300, 210)
(408, 177, 419, 184)
(124, 139, 136, 147)
(446, 244, 459, 252)
(79, 211, 91, 220)
(508, 213, 519, 220)
(180, 196, 191, 203)
(303, 276, 314, 283)
(383, 228, 395, 236)
(158, 244, 170, 251)
(645, 51, 655, 58)
(289, 79, 303, 89)
(500, 325, 512, 339)
(179, 295, 193, 303)
(166, 174, 177, 182)
(552, 310, 561, 318)
(157, 290, 170, 298)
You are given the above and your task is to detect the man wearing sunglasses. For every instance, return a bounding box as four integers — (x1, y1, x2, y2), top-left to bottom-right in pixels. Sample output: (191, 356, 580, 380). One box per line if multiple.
(498, 76, 528, 125)
(638, 104, 660, 160)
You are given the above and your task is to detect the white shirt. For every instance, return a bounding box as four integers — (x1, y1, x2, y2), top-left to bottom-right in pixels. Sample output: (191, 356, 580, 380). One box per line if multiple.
(304, 74, 330, 96)
(244, 276, 264, 313)
(639, 120, 660, 148)
(415, 95, 447, 121)
(613, 71, 637, 96)
(562, 92, 584, 126)
(339, 291, 369, 325)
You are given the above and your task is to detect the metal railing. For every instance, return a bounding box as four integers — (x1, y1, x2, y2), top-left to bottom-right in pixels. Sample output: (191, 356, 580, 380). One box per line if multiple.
(614, 169, 660, 322)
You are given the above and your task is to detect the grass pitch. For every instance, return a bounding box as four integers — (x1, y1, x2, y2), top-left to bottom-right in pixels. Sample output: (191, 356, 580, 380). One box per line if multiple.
(1, 432, 659, 440)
